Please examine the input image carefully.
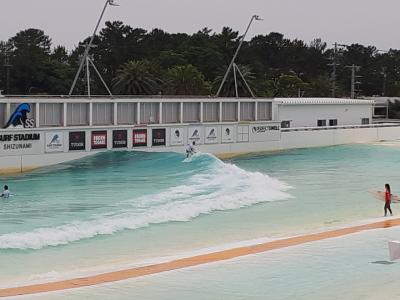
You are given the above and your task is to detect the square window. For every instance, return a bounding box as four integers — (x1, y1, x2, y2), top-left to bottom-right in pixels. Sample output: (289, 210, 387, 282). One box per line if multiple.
(329, 119, 338, 126)
(281, 121, 291, 128)
(361, 118, 370, 125)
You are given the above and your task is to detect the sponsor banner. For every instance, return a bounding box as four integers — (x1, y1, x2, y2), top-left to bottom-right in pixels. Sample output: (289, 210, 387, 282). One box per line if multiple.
(45, 132, 64, 153)
(0, 132, 42, 155)
(170, 127, 184, 146)
(188, 127, 202, 144)
(69, 131, 86, 151)
(91, 131, 107, 149)
(152, 128, 166, 146)
(249, 124, 281, 142)
(221, 125, 234, 143)
(132, 129, 147, 147)
(113, 130, 127, 148)
(237, 125, 249, 143)
(4, 103, 35, 129)
(205, 126, 218, 144)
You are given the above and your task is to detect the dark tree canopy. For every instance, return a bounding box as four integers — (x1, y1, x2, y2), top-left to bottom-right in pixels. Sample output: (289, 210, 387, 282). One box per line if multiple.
(2, 22, 400, 98)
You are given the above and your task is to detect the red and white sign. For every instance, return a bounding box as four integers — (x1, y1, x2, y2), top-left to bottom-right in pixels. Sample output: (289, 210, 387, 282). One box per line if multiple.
(91, 131, 107, 149)
(133, 129, 147, 147)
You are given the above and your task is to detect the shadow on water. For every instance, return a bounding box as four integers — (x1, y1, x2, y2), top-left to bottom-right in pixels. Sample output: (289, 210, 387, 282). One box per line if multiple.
(370, 260, 396, 265)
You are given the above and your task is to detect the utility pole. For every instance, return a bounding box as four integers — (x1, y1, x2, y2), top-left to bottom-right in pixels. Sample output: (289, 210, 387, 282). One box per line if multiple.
(328, 43, 346, 98)
(381, 67, 387, 96)
(346, 64, 361, 99)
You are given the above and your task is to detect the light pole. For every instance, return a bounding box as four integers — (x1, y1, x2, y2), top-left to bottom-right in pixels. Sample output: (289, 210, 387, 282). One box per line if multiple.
(216, 15, 262, 98)
(68, 0, 119, 97)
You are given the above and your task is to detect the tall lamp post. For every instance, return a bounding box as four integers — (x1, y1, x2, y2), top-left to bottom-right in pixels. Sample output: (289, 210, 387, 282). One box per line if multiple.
(68, 0, 119, 97)
(216, 15, 262, 98)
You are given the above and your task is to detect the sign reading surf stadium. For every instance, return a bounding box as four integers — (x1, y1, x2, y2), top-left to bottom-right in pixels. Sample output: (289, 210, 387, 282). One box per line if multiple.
(0, 133, 41, 154)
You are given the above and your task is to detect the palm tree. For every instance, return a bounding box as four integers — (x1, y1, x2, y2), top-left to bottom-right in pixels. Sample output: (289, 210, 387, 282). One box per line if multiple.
(164, 64, 211, 95)
(213, 64, 256, 97)
(112, 60, 162, 95)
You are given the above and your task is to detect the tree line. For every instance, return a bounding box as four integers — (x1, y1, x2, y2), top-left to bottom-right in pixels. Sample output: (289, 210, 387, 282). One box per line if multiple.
(1, 21, 400, 98)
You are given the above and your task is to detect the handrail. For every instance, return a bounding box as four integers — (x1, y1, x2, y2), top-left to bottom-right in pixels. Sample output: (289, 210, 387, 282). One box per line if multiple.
(281, 123, 400, 132)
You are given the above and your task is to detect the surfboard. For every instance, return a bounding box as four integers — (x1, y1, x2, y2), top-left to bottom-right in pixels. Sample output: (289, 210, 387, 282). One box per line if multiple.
(369, 191, 400, 203)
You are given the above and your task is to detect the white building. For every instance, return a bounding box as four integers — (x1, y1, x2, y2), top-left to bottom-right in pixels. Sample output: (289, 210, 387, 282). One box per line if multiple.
(0, 96, 398, 173)
(277, 98, 373, 128)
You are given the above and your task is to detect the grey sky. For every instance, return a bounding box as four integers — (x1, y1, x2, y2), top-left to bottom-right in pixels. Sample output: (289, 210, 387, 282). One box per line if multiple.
(1, 0, 399, 51)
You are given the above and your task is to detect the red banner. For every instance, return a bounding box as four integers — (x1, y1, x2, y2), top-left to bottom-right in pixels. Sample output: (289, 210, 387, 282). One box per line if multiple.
(91, 131, 107, 149)
(133, 129, 147, 147)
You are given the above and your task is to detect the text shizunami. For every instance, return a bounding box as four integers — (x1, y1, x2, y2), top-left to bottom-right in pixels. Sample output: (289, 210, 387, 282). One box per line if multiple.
(4, 143, 32, 150)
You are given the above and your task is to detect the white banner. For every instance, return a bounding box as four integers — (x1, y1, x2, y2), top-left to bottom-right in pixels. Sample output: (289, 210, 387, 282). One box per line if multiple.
(205, 127, 218, 144)
(170, 127, 184, 146)
(249, 124, 281, 142)
(188, 127, 202, 144)
(221, 126, 234, 143)
(45, 132, 64, 153)
(0, 132, 43, 156)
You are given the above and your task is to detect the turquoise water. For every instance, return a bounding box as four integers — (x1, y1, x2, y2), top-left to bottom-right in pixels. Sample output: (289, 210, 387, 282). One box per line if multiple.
(1, 143, 400, 298)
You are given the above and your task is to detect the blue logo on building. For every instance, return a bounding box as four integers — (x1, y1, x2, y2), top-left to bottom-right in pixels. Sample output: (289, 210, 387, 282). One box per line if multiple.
(4, 103, 34, 129)
(50, 134, 60, 144)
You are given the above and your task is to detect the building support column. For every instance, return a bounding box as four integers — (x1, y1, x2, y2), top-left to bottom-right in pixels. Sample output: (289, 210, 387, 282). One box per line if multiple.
(63, 103, 67, 127)
(237, 101, 241, 122)
(200, 102, 204, 123)
(137, 102, 141, 125)
(159, 102, 163, 124)
(89, 102, 93, 126)
(35, 103, 40, 128)
(255, 101, 258, 121)
(113, 102, 118, 126)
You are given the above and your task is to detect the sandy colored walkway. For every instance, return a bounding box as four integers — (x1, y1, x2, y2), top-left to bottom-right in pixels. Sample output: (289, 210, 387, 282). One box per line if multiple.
(1, 218, 400, 298)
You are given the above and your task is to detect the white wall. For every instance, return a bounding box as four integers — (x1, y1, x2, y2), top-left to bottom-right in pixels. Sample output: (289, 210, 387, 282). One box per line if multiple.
(279, 104, 372, 127)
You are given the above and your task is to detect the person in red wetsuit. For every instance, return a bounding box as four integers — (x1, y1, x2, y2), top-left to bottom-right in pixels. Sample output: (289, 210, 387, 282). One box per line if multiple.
(384, 183, 393, 217)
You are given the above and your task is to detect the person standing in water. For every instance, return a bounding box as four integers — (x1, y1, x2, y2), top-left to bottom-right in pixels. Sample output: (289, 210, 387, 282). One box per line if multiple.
(0, 185, 11, 198)
(384, 183, 393, 217)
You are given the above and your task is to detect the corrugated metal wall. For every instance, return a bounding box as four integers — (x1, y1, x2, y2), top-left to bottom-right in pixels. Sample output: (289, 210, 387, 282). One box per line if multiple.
(117, 103, 137, 125)
(0, 104, 5, 127)
(163, 102, 180, 124)
(258, 102, 272, 121)
(240, 102, 255, 121)
(92, 103, 113, 125)
(183, 103, 200, 123)
(39, 103, 63, 127)
(203, 102, 219, 122)
(67, 103, 89, 126)
(222, 102, 238, 122)
(140, 102, 159, 124)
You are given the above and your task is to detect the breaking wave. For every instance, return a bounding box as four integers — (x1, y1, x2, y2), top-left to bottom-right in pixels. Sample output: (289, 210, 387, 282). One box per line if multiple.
(0, 153, 293, 250)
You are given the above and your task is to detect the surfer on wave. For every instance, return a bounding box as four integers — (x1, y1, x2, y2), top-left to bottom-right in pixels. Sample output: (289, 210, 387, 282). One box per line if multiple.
(185, 141, 196, 158)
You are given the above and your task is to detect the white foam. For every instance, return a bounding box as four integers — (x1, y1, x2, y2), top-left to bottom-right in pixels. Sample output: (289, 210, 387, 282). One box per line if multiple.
(0, 153, 293, 250)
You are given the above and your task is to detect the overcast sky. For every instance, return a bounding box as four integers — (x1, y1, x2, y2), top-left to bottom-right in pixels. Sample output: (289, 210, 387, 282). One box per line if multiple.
(1, 0, 399, 51)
